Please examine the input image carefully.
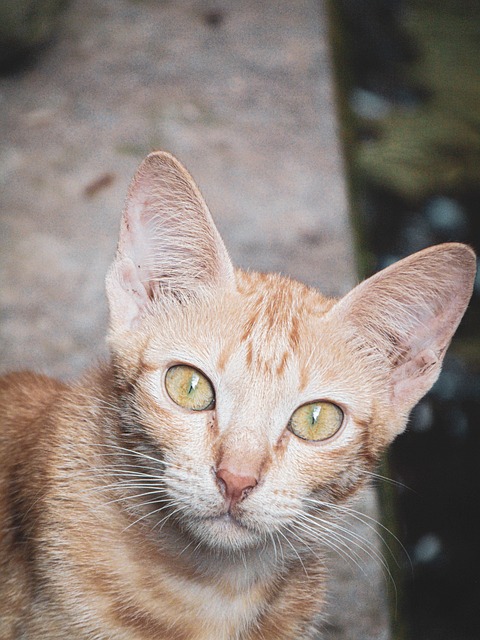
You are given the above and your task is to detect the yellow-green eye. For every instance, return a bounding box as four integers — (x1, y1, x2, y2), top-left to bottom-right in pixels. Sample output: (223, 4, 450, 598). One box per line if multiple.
(165, 365, 215, 411)
(288, 401, 343, 441)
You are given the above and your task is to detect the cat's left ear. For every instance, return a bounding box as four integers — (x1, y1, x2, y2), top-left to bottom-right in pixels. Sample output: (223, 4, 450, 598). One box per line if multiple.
(106, 152, 235, 331)
(330, 244, 476, 430)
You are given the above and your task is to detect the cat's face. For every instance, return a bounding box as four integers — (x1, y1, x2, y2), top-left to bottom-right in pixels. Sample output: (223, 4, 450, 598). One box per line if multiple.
(106, 152, 475, 554)
(115, 273, 387, 552)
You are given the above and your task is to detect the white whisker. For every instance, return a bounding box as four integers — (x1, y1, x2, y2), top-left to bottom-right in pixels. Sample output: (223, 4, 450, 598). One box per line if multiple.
(292, 517, 367, 575)
(302, 496, 411, 569)
(122, 502, 175, 532)
(275, 528, 309, 576)
(100, 490, 170, 508)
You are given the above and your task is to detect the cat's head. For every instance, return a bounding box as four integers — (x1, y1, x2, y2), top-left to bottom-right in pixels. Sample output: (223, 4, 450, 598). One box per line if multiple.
(105, 152, 476, 552)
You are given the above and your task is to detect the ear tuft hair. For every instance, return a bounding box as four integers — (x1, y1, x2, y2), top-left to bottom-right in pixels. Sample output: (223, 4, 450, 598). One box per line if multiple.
(106, 152, 235, 331)
(333, 243, 476, 417)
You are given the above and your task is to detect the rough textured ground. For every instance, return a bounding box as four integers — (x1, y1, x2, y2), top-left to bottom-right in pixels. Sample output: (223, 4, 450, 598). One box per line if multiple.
(0, 1, 390, 638)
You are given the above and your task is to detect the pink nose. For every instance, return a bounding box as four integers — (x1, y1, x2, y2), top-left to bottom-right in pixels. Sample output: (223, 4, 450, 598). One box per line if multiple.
(215, 467, 258, 508)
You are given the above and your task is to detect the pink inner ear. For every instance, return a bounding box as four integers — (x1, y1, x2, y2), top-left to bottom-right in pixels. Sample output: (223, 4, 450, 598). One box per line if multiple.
(118, 257, 151, 306)
(106, 257, 151, 331)
(118, 196, 156, 293)
(390, 347, 439, 405)
(405, 349, 438, 377)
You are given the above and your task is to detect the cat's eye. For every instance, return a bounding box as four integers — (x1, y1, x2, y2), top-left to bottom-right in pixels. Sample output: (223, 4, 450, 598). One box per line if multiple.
(165, 365, 215, 411)
(288, 401, 343, 442)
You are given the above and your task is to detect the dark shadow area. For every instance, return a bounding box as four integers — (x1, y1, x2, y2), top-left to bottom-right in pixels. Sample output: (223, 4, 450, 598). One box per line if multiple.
(330, 2, 480, 639)
(0, 0, 70, 76)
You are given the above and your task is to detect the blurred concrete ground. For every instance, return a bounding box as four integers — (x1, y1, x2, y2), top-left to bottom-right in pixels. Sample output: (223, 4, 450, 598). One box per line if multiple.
(0, 1, 390, 638)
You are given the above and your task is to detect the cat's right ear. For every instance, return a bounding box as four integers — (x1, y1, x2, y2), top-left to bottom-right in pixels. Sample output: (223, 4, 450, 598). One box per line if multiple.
(106, 152, 235, 331)
(330, 243, 476, 433)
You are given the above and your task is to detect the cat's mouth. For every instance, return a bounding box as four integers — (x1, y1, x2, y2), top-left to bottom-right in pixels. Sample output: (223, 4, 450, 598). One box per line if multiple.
(207, 512, 248, 530)
(190, 510, 263, 549)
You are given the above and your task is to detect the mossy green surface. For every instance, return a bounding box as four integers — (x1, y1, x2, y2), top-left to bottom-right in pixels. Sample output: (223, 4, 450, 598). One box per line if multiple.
(356, 0, 480, 201)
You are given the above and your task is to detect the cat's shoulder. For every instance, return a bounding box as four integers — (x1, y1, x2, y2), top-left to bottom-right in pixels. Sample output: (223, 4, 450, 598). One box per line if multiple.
(0, 371, 67, 439)
(0, 370, 66, 406)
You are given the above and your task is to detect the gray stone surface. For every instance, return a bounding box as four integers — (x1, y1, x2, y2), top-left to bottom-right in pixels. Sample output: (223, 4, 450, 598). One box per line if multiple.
(0, 1, 390, 638)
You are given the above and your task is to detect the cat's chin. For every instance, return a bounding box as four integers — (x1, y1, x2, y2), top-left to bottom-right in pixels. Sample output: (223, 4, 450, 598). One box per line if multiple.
(189, 513, 264, 552)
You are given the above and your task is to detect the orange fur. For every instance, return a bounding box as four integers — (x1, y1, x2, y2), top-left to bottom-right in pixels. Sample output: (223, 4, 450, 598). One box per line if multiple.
(0, 152, 476, 639)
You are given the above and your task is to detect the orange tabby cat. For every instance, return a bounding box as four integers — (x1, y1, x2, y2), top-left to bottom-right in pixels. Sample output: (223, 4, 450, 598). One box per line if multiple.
(0, 152, 476, 639)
